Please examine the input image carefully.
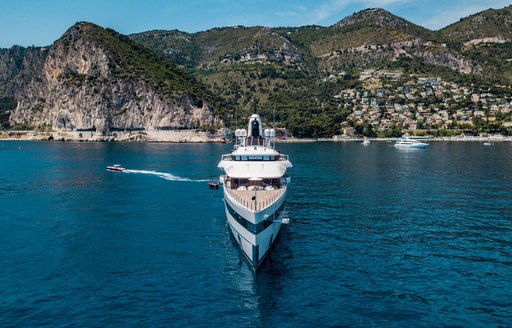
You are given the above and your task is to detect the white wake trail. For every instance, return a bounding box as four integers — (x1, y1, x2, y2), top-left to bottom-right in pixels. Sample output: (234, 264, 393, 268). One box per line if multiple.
(123, 169, 209, 182)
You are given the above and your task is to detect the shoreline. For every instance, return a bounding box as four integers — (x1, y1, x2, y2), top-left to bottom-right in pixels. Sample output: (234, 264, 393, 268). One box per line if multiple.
(1, 131, 511, 143)
(0, 130, 226, 143)
(332, 136, 512, 142)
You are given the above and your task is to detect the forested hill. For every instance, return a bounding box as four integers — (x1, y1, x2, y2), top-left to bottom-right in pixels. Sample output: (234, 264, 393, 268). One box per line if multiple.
(1, 6, 511, 137)
(130, 6, 512, 137)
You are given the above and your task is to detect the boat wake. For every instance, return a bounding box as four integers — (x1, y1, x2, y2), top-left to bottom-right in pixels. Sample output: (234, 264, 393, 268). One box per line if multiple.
(123, 169, 209, 182)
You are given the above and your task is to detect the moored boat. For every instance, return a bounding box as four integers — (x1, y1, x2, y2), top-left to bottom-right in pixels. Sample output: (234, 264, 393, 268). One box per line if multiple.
(218, 114, 292, 270)
(394, 138, 429, 149)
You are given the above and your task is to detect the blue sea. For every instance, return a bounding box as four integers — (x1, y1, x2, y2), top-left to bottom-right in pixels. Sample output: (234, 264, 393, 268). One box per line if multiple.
(1, 141, 511, 327)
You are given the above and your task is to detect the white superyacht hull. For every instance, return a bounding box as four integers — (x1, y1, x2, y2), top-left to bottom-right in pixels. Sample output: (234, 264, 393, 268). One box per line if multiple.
(223, 187, 287, 270)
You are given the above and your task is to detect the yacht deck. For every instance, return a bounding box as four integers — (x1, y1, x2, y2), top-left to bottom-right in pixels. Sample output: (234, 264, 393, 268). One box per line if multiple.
(225, 187, 285, 211)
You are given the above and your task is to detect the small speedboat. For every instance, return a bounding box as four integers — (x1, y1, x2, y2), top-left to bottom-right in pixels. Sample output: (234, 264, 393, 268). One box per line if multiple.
(107, 164, 125, 172)
(362, 137, 371, 145)
(208, 181, 219, 189)
(483, 142, 492, 146)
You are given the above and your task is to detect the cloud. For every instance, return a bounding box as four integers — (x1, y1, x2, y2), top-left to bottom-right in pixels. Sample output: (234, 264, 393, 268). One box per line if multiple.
(308, 0, 348, 24)
(420, 7, 479, 30)
(419, 0, 512, 29)
(275, 5, 308, 17)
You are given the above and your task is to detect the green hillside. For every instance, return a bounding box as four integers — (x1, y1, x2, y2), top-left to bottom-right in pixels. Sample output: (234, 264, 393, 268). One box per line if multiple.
(441, 6, 512, 42)
(77, 23, 215, 105)
(440, 6, 512, 82)
(128, 6, 512, 136)
(3, 7, 506, 137)
(129, 29, 199, 68)
(313, 8, 436, 53)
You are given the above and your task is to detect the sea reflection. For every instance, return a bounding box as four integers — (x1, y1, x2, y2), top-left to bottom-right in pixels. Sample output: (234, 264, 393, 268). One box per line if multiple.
(222, 228, 291, 327)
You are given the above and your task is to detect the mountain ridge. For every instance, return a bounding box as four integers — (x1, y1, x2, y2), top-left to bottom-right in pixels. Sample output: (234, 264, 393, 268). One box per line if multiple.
(1, 6, 511, 137)
(130, 6, 511, 79)
(129, 6, 511, 137)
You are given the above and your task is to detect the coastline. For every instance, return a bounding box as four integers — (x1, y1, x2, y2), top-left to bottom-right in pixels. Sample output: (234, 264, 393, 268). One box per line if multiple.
(1, 130, 511, 143)
(332, 136, 512, 142)
(0, 130, 226, 143)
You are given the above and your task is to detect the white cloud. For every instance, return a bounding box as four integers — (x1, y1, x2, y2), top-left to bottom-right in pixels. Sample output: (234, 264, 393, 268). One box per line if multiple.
(420, 7, 478, 30)
(419, 0, 512, 30)
(308, 0, 348, 24)
(275, 5, 307, 17)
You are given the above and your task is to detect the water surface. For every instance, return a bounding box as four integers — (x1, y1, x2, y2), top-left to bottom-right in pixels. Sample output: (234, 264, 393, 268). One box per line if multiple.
(0, 141, 511, 327)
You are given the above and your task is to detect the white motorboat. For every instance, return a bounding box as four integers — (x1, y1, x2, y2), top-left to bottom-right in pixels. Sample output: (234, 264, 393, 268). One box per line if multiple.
(394, 138, 429, 149)
(218, 114, 292, 270)
(106, 164, 125, 172)
(362, 137, 371, 145)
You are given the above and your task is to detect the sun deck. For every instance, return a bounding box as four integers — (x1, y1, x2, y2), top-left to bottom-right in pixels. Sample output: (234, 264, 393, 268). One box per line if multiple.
(225, 187, 286, 212)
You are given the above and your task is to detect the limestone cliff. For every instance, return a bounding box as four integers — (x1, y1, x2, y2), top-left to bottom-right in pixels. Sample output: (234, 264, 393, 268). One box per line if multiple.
(4, 22, 220, 133)
(0, 46, 48, 97)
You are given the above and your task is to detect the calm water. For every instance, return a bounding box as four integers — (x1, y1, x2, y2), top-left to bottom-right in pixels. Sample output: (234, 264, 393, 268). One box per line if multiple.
(1, 141, 511, 327)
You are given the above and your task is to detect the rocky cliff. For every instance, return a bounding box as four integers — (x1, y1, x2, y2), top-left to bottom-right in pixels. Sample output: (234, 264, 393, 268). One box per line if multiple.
(0, 46, 48, 97)
(1, 22, 219, 133)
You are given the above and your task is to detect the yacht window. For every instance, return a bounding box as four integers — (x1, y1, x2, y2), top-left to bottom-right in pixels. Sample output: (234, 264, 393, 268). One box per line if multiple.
(234, 155, 277, 161)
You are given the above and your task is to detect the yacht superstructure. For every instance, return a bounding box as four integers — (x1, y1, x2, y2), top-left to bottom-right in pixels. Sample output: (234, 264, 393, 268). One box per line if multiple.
(218, 114, 292, 270)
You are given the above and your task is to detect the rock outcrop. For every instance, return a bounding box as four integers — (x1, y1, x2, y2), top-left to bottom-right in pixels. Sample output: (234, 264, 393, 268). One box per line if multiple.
(0, 46, 48, 97)
(2, 22, 219, 132)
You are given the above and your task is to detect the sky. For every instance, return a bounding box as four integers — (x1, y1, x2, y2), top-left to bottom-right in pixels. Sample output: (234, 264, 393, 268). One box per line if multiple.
(0, 0, 510, 48)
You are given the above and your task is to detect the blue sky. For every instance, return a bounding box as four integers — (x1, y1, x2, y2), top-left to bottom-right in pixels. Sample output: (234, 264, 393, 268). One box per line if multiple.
(0, 0, 510, 48)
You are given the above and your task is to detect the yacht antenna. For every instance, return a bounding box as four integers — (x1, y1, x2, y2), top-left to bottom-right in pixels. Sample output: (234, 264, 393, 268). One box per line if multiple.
(273, 107, 276, 148)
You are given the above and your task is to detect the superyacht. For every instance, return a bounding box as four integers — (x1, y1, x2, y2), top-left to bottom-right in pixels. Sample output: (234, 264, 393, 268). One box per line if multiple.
(218, 114, 292, 270)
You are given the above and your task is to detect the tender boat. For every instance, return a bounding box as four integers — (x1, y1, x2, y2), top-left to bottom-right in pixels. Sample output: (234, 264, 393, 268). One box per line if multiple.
(362, 137, 371, 145)
(394, 138, 429, 149)
(106, 164, 125, 172)
(218, 114, 292, 270)
(208, 181, 219, 189)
